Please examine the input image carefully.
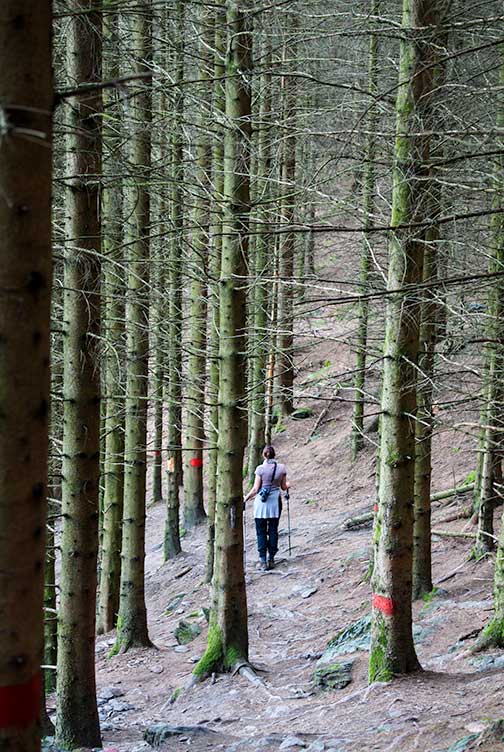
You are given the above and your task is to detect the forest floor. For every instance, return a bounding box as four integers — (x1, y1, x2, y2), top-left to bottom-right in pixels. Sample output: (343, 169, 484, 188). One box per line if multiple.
(48, 247, 504, 752)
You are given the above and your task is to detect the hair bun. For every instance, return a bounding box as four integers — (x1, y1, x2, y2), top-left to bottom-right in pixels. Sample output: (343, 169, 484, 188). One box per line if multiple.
(263, 444, 276, 459)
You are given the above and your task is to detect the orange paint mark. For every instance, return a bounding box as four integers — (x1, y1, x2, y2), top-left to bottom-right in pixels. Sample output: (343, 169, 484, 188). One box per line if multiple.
(372, 594, 394, 616)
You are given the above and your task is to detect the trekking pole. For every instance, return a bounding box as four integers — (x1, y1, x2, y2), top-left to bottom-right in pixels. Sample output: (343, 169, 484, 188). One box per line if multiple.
(286, 489, 292, 556)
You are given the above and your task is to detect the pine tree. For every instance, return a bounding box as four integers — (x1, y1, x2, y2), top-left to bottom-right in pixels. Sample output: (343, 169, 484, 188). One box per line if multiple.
(247, 40, 273, 482)
(97, 5, 125, 636)
(473, 49, 504, 561)
(0, 3, 52, 750)
(369, 0, 449, 682)
(277, 18, 298, 418)
(350, 0, 380, 461)
(183, 6, 214, 530)
(164, 0, 185, 559)
(205, 0, 227, 582)
(56, 1, 102, 745)
(115, 0, 153, 652)
(412, 28, 449, 600)
(194, 0, 252, 677)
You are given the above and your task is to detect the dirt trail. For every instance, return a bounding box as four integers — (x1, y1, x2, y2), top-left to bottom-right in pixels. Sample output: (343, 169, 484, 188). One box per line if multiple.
(77, 300, 504, 752)
(46, 240, 502, 752)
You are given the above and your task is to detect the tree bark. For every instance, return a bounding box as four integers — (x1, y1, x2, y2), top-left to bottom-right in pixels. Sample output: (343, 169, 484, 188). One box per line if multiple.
(115, 0, 153, 652)
(205, 1, 227, 583)
(412, 28, 448, 597)
(0, 4, 52, 751)
(183, 6, 213, 530)
(369, 0, 449, 682)
(56, 1, 102, 746)
(97, 6, 125, 636)
(474, 50, 504, 560)
(247, 42, 273, 483)
(194, 0, 252, 676)
(164, 0, 185, 559)
(351, 0, 380, 461)
(277, 22, 298, 418)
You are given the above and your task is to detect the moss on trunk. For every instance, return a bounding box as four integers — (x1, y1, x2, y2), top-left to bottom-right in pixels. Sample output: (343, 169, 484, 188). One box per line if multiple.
(195, 0, 252, 678)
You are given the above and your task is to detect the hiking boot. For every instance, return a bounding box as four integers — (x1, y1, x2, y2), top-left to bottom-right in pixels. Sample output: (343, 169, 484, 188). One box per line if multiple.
(256, 559, 267, 571)
(267, 556, 275, 570)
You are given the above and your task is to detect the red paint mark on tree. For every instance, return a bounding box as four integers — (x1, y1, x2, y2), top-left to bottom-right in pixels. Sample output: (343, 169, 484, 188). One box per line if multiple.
(154, 450, 161, 457)
(373, 503, 379, 512)
(0, 672, 40, 729)
(190, 458, 203, 468)
(372, 594, 394, 616)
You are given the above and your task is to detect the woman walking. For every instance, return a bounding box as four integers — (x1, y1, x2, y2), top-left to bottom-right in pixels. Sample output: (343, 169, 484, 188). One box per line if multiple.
(244, 445, 290, 570)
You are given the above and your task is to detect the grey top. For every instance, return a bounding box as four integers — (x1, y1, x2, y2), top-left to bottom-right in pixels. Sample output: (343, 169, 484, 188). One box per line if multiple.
(253, 459, 287, 519)
(255, 459, 287, 489)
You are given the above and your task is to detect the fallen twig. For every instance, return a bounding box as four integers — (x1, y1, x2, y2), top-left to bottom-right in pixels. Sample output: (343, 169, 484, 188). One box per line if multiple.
(432, 529, 476, 539)
(305, 406, 330, 444)
(174, 566, 192, 579)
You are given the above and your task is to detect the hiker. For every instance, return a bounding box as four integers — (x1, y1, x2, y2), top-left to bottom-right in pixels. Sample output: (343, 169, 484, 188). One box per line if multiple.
(244, 445, 290, 571)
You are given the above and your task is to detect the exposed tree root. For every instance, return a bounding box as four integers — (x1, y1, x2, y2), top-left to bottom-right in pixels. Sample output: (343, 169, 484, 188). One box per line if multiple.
(170, 660, 277, 705)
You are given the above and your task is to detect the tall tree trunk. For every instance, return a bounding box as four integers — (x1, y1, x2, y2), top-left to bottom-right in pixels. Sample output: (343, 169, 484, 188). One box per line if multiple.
(412, 240, 437, 598)
(205, 1, 227, 582)
(474, 53, 504, 559)
(56, 2, 102, 746)
(265, 241, 280, 445)
(369, 0, 448, 683)
(351, 0, 380, 461)
(115, 0, 153, 652)
(164, 0, 185, 559)
(412, 27, 448, 599)
(183, 7, 213, 530)
(0, 5, 52, 750)
(277, 23, 298, 418)
(97, 6, 125, 636)
(474, 51, 504, 643)
(194, 0, 252, 676)
(149, 7, 169, 508)
(247, 42, 273, 483)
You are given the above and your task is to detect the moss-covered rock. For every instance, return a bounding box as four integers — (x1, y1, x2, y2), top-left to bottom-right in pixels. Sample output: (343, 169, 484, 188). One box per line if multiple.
(164, 592, 185, 615)
(319, 614, 371, 662)
(291, 407, 314, 420)
(144, 723, 216, 746)
(175, 619, 202, 645)
(313, 660, 354, 690)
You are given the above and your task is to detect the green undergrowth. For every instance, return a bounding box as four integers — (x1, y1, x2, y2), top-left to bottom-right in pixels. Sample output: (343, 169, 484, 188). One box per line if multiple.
(462, 469, 476, 485)
(422, 586, 440, 605)
(170, 687, 182, 704)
